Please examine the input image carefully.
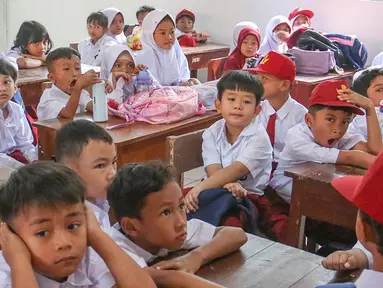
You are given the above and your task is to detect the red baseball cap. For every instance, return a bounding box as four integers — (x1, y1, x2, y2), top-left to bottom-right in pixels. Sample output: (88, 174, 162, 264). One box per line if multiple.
(309, 80, 364, 115)
(332, 152, 383, 224)
(254, 51, 296, 83)
(176, 9, 195, 22)
(288, 8, 314, 21)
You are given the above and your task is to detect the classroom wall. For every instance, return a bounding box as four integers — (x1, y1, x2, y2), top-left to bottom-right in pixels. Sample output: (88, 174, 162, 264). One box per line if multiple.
(3, 0, 383, 64)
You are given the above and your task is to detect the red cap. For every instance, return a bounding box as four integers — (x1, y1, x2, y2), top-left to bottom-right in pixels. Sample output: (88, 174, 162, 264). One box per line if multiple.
(332, 152, 383, 224)
(176, 9, 195, 22)
(288, 8, 314, 21)
(309, 80, 364, 115)
(254, 51, 296, 83)
(177, 34, 196, 47)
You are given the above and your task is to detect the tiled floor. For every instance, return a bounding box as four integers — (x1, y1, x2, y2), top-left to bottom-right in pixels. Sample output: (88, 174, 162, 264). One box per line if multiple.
(184, 166, 204, 188)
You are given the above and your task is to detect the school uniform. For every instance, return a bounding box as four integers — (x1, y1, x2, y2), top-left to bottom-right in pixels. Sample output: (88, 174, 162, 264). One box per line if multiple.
(349, 107, 383, 140)
(37, 85, 92, 121)
(103, 7, 128, 45)
(86, 199, 111, 230)
(78, 34, 116, 66)
(0, 248, 116, 288)
(372, 51, 383, 67)
(230, 22, 259, 54)
(6, 46, 23, 61)
(107, 219, 215, 267)
(202, 118, 273, 193)
(353, 241, 373, 268)
(0, 101, 37, 169)
(0, 52, 18, 70)
(258, 16, 291, 55)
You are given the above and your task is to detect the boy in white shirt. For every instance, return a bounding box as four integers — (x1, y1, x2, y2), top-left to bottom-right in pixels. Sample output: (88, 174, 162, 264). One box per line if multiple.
(78, 12, 116, 66)
(349, 67, 383, 140)
(107, 162, 246, 287)
(37, 47, 107, 121)
(0, 59, 37, 169)
(0, 161, 155, 288)
(184, 70, 273, 213)
(55, 120, 117, 230)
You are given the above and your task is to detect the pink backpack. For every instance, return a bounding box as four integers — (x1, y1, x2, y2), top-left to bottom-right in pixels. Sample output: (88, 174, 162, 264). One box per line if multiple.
(107, 86, 206, 130)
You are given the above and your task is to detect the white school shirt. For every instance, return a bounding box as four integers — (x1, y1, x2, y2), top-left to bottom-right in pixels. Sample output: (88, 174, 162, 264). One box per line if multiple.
(78, 35, 116, 66)
(372, 51, 383, 67)
(107, 219, 215, 267)
(354, 241, 373, 268)
(268, 123, 364, 203)
(202, 118, 273, 194)
(37, 85, 92, 121)
(6, 46, 23, 60)
(0, 101, 37, 169)
(0, 52, 18, 70)
(258, 97, 307, 162)
(0, 248, 115, 288)
(349, 107, 383, 141)
(86, 199, 110, 230)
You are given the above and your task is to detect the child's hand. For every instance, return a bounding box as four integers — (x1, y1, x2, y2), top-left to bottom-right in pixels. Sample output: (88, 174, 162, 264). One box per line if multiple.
(223, 183, 248, 199)
(184, 187, 203, 213)
(22, 54, 47, 62)
(112, 72, 132, 89)
(0, 222, 31, 267)
(133, 64, 148, 74)
(322, 250, 365, 271)
(337, 88, 374, 110)
(105, 81, 113, 94)
(196, 33, 210, 42)
(76, 70, 102, 90)
(153, 252, 203, 274)
(85, 204, 103, 247)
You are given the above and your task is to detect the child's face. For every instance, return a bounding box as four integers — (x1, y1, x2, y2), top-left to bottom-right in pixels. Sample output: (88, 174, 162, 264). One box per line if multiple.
(257, 72, 289, 99)
(154, 18, 176, 50)
(110, 13, 124, 36)
(111, 51, 136, 74)
(305, 108, 354, 148)
(137, 12, 150, 27)
(294, 15, 309, 28)
(126, 181, 187, 253)
(240, 34, 259, 58)
(87, 21, 106, 42)
(176, 16, 194, 33)
(274, 23, 290, 33)
(215, 89, 260, 129)
(68, 140, 117, 201)
(26, 40, 48, 57)
(367, 75, 383, 107)
(273, 23, 291, 42)
(10, 203, 87, 282)
(48, 56, 82, 95)
(0, 74, 17, 109)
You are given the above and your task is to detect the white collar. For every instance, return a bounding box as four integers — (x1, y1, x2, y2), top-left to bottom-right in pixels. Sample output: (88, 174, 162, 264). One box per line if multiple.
(263, 96, 294, 120)
(217, 117, 260, 143)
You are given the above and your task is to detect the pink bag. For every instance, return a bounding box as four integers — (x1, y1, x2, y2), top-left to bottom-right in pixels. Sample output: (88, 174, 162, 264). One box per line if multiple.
(290, 47, 336, 75)
(107, 86, 206, 130)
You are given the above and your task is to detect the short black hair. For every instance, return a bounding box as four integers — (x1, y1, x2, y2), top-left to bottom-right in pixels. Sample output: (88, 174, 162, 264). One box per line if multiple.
(360, 211, 383, 255)
(87, 12, 108, 29)
(13, 21, 53, 55)
(55, 120, 113, 163)
(217, 70, 264, 105)
(136, 5, 155, 19)
(0, 162, 85, 224)
(176, 15, 194, 24)
(108, 162, 174, 221)
(0, 59, 17, 82)
(309, 104, 355, 116)
(46, 47, 81, 72)
(352, 67, 383, 97)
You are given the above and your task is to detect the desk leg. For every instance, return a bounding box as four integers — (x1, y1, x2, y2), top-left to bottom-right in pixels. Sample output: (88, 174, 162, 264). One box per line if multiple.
(37, 127, 54, 161)
(191, 70, 198, 79)
(286, 180, 305, 248)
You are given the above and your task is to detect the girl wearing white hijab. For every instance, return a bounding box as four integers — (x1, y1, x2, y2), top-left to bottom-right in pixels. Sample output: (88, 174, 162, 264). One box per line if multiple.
(229, 21, 260, 54)
(103, 7, 127, 45)
(135, 9, 199, 86)
(258, 16, 291, 56)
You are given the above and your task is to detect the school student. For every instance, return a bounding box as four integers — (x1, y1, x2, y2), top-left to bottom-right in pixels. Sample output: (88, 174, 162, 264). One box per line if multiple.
(7, 21, 53, 69)
(371, 51, 383, 67)
(288, 8, 314, 31)
(229, 22, 259, 54)
(175, 9, 209, 47)
(258, 16, 291, 55)
(349, 67, 383, 140)
(37, 47, 111, 120)
(107, 162, 245, 287)
(127, 5, 155, 50)
(0, 59, 37, 169)
(136, 9, 200, 86)
(55, 120, 117, 229)
(103, 7, 127, 45)
(78, 12, 116, 66)
(0, 162, 156, 288)
(223, 27, 261, 71)
(184, 70, 272, 213)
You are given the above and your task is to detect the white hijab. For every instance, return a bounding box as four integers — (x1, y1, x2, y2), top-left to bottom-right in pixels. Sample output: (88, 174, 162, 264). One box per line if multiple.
(100, 44, 135, 80)
(135, 9, 190, 86)
(103, 7, 127, 45)
(230, 21, 260, 54)
(258, 16, 291, 56)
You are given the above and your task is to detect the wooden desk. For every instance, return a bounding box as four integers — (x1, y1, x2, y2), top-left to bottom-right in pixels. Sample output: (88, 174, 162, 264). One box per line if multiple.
(17, 64, 100, 107)
(33, 111, 221, 167)
(182, 42, 230, 78)
(195, 234, 360, 287)
(285, 162, 365, 249)
(292, 71, 356, 108)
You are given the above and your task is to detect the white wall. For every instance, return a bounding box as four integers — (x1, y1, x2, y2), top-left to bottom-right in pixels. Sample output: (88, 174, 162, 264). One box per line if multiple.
(4, 0, 383, 64)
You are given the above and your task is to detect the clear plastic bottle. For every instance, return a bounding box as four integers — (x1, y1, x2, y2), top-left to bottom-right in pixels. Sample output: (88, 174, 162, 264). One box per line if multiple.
(135, 68, 154, 93)
(92, 81, 108, 122)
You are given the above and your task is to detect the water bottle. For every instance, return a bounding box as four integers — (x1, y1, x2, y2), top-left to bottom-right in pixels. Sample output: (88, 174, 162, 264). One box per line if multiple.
(92, 81, 108, 122)
(135, 68, 154, 93)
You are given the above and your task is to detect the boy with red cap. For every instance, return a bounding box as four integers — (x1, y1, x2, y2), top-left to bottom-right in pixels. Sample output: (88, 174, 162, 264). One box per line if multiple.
(288, 7, 314, 31)
(319, 151, 383, 286)
(175, 9, 209, 47)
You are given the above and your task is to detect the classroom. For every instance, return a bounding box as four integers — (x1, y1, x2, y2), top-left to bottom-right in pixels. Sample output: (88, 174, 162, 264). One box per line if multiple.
(1, 0, 383, 287)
